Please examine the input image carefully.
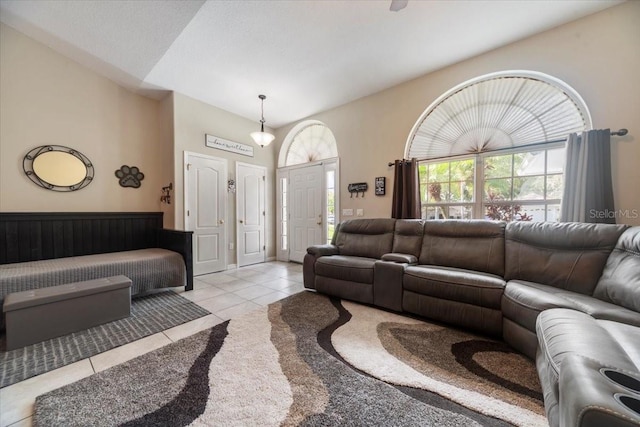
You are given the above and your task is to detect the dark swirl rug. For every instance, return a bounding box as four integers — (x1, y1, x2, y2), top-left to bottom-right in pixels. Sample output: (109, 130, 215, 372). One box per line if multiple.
(34, 292, 546, 426)
(1, 290, 210, 388)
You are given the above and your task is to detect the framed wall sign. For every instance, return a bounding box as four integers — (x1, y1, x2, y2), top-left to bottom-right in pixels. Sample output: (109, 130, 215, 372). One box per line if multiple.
(375, 177, 385, 196)
(205, 134, 254, 157)
(348, 182, 368, 198)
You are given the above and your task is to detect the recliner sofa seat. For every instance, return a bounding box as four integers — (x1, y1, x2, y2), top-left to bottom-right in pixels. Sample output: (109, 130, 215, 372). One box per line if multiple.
(400, 220, 507, 335)
(315, 255, 377, 303)
(309, 218, 395, 305)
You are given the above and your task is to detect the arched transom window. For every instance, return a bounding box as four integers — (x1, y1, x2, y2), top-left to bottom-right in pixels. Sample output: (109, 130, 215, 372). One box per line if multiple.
(279, 121, 338, 168)
(407, 70, 591, 159)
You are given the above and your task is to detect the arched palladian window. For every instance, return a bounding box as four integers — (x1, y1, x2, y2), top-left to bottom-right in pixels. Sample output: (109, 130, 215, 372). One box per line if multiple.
(406, 70, 591, 222)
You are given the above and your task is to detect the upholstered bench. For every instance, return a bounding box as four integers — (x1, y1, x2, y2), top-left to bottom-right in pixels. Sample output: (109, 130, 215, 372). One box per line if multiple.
(0, 248, 187, 307)
(3, 275, 132, 350)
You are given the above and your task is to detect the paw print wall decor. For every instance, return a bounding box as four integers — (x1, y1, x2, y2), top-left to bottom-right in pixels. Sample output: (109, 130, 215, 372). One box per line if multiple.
(115, 165, 145, 188)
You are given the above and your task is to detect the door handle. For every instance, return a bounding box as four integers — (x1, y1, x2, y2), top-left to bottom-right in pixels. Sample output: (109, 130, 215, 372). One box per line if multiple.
(317, 214, 322, 226)
(239, 220, 244, 224)
(219, 219, 225, 225)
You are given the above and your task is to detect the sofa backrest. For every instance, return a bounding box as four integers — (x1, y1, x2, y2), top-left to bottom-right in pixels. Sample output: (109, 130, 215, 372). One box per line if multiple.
(335, 219, 396, 259)
(392, 220, 425, 257)
(505, 221, 627, 294)
(593, 226, 640, 312)
(418, 220, 506, 276)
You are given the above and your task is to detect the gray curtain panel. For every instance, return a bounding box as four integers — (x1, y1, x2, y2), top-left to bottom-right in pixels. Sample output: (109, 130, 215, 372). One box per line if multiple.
(391, 159, 420, 219)
(560, 129, 615, 223)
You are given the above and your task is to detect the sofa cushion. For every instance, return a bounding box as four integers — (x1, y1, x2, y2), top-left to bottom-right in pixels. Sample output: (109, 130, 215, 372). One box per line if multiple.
(503, 280, 640, 333)
(315, 255, 376, 284)
(593, 226, 640, 312)
(418, 220, 506, 277)
(392, 219, 425, 258)
(505, 221, 627, 295)
(315, 277, 373, 304)
(404, 265, 505, 309)
(0, 248, 186, 305)
(334, 218, 395, 259)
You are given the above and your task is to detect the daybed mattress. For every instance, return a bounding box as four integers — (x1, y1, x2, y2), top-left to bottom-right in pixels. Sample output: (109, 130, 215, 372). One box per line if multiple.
(0, 248, 186, 304)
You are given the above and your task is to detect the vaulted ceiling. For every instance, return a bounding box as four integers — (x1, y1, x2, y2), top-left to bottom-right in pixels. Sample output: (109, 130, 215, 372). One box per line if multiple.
(0, 0, 622, 128)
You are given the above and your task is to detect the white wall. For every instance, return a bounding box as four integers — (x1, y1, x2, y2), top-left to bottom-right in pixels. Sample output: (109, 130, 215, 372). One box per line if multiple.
(274, 1, 640, 225)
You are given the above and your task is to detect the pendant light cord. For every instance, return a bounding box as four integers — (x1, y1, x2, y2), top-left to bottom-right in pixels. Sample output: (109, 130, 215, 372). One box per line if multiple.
(259, 94, 266, 131)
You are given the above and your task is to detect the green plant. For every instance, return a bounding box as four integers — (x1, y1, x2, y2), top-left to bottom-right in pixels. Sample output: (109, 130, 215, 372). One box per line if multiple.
(485, 192, 533, 222)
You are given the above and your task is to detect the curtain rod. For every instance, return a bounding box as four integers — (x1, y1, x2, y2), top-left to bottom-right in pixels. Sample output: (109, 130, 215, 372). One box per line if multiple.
(387, 128, 628, 166)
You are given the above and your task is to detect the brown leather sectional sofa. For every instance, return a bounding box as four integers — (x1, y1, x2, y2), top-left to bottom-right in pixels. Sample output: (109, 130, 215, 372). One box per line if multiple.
(303, 218, 640, 427)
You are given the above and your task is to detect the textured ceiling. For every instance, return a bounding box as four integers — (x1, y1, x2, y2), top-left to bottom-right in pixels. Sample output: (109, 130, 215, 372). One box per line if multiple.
(0, 0, 622, 128)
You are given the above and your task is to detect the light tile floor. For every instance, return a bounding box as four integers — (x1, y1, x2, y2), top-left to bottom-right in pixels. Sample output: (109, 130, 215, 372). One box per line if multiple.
(0, 261, 305, 427)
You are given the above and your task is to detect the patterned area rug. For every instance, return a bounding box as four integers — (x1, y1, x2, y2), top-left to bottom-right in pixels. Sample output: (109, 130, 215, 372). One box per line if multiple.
(34, 292, 546, 426)
(0, 290, 210, 388)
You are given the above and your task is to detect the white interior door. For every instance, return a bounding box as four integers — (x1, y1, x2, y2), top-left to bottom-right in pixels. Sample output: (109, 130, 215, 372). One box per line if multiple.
(185, 152, 227, 275)
(237, 162, 266, 267)
(289, 164, 323, 263)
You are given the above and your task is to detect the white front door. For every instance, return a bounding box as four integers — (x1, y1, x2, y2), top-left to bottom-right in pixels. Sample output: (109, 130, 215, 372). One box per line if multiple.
(289, 164, 323, 263)
(237, 162, 266, 267)
(185, 152, 227, 275)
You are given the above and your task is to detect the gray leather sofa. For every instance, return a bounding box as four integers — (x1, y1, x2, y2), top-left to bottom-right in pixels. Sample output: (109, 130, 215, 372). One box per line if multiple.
(502, 222, 639, 358)
(403, 220, 506, 336)
(304, 218, 640, 427)
(537, 309, 640, 427)
(308, 218, 396, 304)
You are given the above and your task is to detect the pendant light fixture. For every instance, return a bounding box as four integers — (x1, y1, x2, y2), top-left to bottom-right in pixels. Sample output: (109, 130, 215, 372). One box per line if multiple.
(250, 94, 275, 148)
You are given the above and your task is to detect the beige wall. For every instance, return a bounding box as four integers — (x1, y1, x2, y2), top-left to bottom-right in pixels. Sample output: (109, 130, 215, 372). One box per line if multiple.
(2, 0, 638, 238)
(0, 23, 165, 213)
(0, 23, 277, 262)
(172, 92, 277, 262)
(275, 1, 640, 225)
(158, 93, 176, 229)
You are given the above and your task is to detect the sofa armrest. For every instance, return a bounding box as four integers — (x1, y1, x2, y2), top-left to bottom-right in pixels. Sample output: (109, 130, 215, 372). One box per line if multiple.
(381, 253, 417, 264)
(304, 245, 339, 290)
(307, 244, 340, 256)
(559, 354, 640, 427)
(374, 260, 408, 311)
(159, 229, 194, 291)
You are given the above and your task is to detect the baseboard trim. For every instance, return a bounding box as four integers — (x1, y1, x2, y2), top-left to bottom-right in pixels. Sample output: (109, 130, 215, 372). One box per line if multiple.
(227, 264, 238, 270)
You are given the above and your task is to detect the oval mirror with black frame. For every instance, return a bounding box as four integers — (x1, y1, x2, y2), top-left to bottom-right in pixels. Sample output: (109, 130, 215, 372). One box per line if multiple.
(23, 145, 94, 191)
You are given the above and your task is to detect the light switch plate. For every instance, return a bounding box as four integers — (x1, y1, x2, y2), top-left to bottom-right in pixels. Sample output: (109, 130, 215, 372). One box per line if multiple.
(343, 208, 354, 216)
(356, 209, 364, 217)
